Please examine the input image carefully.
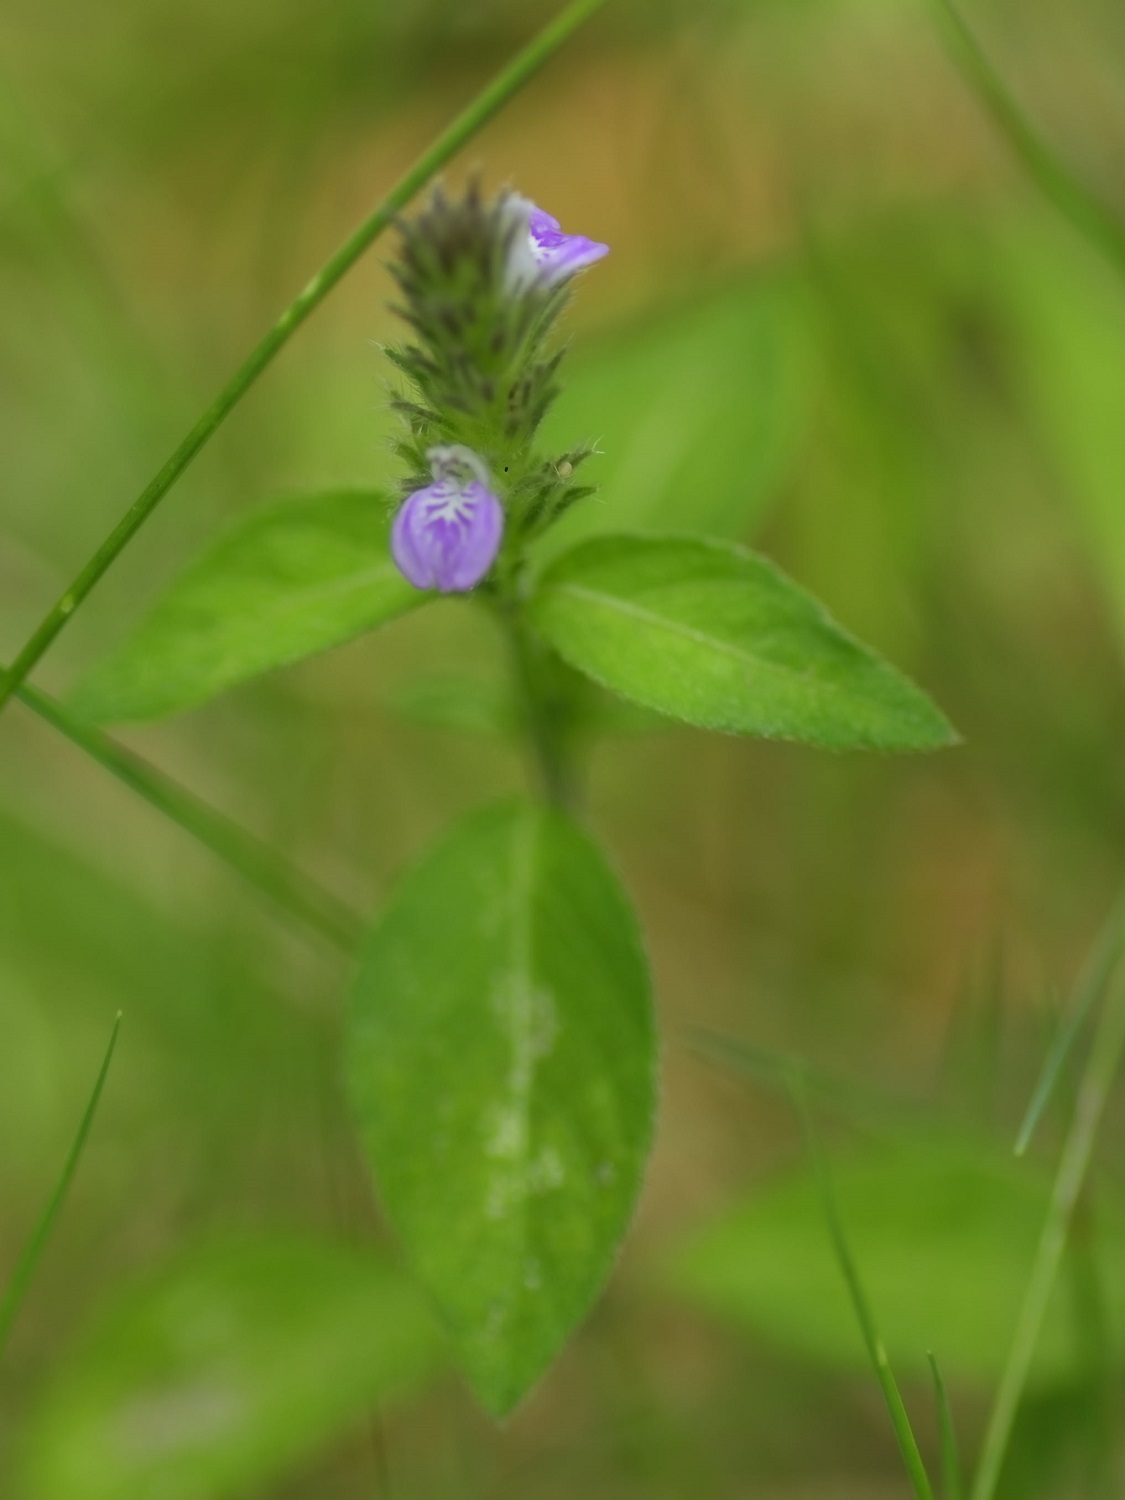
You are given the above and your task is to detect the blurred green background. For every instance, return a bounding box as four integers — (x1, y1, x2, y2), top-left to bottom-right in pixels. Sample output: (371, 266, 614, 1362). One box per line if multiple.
(3, 0, 1125, 1495)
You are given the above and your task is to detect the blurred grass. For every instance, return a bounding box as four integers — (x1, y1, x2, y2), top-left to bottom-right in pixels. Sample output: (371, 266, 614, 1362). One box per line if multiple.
(3, 0, 1125, 1496)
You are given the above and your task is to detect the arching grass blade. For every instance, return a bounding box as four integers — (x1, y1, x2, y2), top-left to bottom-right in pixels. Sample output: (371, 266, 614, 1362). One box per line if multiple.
(928, 1352, 965, 1500)
(0, 1013, 123, 1359)
(971, 968, 1125, 1500)
(686, 1025, 941, 1129)
(18, 682, 363, 951)
(928, 0, 1125, 285)
(1015, 893, 1125, 1155)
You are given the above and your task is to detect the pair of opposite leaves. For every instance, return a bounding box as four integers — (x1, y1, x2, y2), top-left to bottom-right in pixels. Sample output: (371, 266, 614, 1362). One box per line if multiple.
(71, 493, 953, 1415)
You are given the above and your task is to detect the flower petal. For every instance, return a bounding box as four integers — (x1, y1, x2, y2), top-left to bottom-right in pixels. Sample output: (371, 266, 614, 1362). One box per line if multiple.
(390, 478, 504, 594)
(503, 195, 609, 290)
(391, 494, 434, 589)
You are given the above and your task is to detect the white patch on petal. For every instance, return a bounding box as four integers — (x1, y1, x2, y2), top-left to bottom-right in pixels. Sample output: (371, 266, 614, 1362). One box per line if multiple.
(500, 193, 541, 292)
(422, 490, 475, 526)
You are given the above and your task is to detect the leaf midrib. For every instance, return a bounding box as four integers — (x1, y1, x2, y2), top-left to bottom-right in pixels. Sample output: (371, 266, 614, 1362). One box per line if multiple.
(504, 807, 539, 1287)
(546, 579, 878, 707)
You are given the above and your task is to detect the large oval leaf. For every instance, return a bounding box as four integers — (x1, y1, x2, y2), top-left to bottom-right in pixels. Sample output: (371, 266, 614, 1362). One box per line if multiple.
(70, 490, 423, 723)
(664, 1135, 1125, 1384)
(530, 533, 955, 751)
(346, 800, 656, 1417)
(17, 1237, 442, 1500)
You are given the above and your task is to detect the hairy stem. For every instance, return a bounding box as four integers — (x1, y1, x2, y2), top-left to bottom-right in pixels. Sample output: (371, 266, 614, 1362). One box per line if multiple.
(504, 609, 579, 812)
(0, 0, 609, 717)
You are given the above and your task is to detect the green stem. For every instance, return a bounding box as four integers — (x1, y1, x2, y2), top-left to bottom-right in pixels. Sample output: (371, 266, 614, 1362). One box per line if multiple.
(504, 609, 578, 811)
(18, 683, 363, 951)
(970, 968, 1125, 1500)
(0, 1012, 122, 1359)
(929, 0, 1125, 282)
(0, 0, 609, 717)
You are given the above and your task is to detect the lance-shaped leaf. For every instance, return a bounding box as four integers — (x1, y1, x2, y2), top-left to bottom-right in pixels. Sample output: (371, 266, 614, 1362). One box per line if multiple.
(71, 490, 423, 723)
(346, 800, 656, 1417)
(529, 534, 955, 751)
(17, 1237, 442, 1500)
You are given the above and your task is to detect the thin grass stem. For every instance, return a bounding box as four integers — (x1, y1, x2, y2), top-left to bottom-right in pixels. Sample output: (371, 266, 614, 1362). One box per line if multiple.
(928, 1352, 965, 1500)
(1067, 1192, 1116, 1498)
(686, 1025, 943, 1130)
(788, 1075, 935, 1500)
(970, 968, 1125, 1500)
(0, 1013, 122, 1359)
(928, 0, 1125, 283)
(0, 0, 609, 717)
(18, 682, 363, 951)
(1015, 893, 1125, 1155)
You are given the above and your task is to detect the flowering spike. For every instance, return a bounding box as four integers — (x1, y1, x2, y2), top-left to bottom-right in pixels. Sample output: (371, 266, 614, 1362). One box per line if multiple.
(391, 447, 504, 594)
(386, 186, 607, 544)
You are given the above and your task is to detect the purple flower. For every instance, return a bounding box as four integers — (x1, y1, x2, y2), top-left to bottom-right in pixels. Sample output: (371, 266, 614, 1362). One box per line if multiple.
(505, 195, 609, 289)
(391, 447, 504, 594)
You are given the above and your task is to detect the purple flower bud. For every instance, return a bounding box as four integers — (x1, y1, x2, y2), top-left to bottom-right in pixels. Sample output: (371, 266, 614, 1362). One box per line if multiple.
(391, 448, 504, 594)
(505, 195, 609, 289)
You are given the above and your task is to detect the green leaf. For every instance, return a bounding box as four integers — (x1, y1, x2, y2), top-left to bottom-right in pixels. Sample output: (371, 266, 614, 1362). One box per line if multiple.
(17, 1236, 442, 1500)
(71, 490, 423, 723)
(530, 534, 955, 751)
(664, 1135, 1125, 1384)
(537, 273, 812, 557)
(346, 800, 656, 1416)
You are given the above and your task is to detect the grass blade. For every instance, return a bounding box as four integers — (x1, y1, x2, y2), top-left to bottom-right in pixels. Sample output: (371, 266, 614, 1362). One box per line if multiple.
(17, 682, 363, 952)
(1015, 893, 1125, 1155)
(686, 1025, 941, 1129)
(787, 1075, 935, 1500)
(928, 1352, 965, 1500)
(0, 1012, 122, 1358)
(928, 0, 1125, 284)
(0, 0, 609, 717)
(970, 966, 1125, 1500)
(1067, 1192, 1116, 1497)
